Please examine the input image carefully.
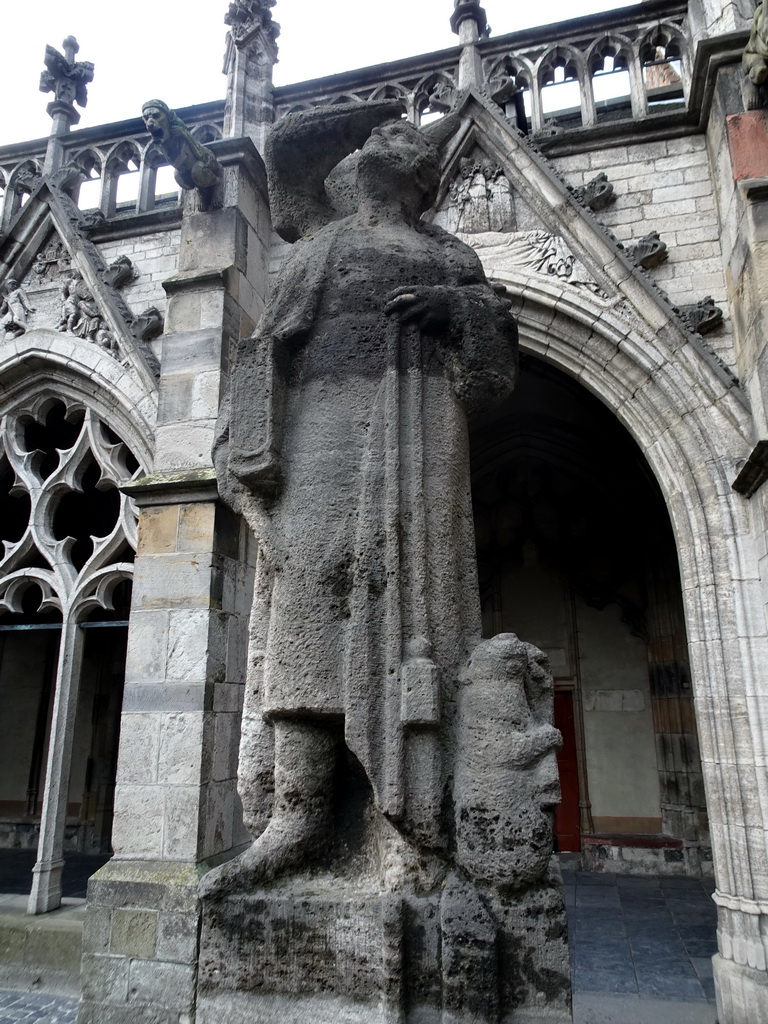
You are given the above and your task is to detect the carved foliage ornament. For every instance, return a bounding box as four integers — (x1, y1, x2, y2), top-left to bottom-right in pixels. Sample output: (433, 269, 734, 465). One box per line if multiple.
(39, 36, 94, 108)
(225, 0, 280, 45)
(572, 172, 616, 211)
(628, 230, 668, 269)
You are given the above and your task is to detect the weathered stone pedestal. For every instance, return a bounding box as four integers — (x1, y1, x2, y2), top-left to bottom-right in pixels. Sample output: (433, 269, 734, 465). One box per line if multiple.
(198, 867, 571, 1024)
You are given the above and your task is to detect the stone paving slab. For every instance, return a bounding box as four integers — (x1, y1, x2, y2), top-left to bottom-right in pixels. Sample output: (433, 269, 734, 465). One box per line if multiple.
(0, 989, 77, 1023)
(564, 870, 718, 1006)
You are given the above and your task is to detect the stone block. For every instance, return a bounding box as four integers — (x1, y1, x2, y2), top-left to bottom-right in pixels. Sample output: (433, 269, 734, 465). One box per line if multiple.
(122, 683, 207, 714)
(0, 923, 24, 962)
(80, 953, 130, 1004)
(81, 905, 112, 955)
(177, 503, 216, 553)
(78, 999, 177, 1024)
(154, 420, 218, 473)
(138, 507, 179, 555)
(111, 785, 165, 859)
(157, 377, 195, 425)
(115, 713, 160, 785)
(123, 609, 170, 683)
(156, 911, 199, 963)
(133, 552, 215, 610)
(159, 712, 204, 785)
(726, 112, 768, 181)
(163, 785, 203, 860)
(110, 908, 158, 959)
(128, 958, 196, 1009)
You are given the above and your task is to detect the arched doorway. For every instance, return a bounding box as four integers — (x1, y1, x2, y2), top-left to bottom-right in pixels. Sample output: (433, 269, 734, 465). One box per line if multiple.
(471, 354, 709, 875)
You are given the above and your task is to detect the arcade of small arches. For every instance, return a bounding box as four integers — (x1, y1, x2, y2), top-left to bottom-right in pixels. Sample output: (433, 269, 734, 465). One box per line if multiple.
(275, 22, 687, 132)
(0, 122, 223, 228)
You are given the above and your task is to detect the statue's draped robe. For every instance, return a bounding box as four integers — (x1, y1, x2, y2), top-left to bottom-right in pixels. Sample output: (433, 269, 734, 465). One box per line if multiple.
(227, 214, 517, 845)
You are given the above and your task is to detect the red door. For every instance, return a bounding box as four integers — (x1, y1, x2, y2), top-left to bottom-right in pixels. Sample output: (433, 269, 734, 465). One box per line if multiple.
(554, 690, 581, 852)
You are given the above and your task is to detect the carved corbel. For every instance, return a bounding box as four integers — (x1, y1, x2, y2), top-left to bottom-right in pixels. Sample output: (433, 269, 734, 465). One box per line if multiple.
(103, 256, 137, 290)
(628, 230, 668, 269)
(573, 172, 616, 211)
(135, 306, 164, 342)
(674, 295, 723, 335)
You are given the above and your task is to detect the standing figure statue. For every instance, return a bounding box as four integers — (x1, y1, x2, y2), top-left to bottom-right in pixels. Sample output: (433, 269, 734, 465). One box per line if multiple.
(201, 102, 558, 899)
(1, 279, 36, 339)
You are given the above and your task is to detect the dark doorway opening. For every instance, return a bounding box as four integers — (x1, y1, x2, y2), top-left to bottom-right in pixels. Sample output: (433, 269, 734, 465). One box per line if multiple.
(470, 354, 709, 875)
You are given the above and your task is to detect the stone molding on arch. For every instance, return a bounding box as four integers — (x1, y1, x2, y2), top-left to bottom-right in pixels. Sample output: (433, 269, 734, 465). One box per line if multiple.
(0, 328, 156, 471)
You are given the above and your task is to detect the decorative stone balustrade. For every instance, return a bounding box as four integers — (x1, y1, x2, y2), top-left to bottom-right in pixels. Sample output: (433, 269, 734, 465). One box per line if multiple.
(0, 0, 713, 229)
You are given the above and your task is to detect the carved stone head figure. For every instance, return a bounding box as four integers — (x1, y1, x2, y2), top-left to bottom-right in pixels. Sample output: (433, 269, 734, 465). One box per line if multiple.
(454, 633, 562, 890)
(142, 100, 173, 145)
(356, 120, 441, 217)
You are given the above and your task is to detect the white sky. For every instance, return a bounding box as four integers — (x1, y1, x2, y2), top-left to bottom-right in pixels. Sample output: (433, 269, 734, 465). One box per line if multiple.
(1, 0, 634, 148)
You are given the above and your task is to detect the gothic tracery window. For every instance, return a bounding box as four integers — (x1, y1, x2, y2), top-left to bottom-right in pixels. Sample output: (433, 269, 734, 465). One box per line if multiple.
(0, 397, 139, 621)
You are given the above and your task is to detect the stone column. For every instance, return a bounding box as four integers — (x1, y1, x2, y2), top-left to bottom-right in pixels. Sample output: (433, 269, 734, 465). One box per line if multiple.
(450, 1, 488, 91)
(27, 616, 85, 913)
(76, 139, 271, 1024)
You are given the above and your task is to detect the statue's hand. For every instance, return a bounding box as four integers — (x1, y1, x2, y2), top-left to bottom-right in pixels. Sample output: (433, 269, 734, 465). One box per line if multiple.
(384, 285, 452, 334)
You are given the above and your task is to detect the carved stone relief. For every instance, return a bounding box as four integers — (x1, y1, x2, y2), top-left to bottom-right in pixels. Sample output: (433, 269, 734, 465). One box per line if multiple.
(435, 155, 514, 234)
(459, 228, 605, 294)
(1, 232, 137, 361)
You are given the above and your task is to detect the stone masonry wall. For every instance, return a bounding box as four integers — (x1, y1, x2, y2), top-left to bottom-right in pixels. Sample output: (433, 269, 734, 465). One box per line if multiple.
(97, 230, 181, 322)
(552, 137, 737, 373)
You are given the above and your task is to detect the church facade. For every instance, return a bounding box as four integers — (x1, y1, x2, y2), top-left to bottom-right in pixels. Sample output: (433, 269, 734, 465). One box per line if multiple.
(0, 0, 767, 1021)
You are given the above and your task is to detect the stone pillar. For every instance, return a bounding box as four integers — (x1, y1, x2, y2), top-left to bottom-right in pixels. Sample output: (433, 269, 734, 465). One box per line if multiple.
(223, 0, 280, 155)
(39, 36, 94, 176)
(450, 1, 488, 91)
(76, 138, 271, 1024)
(704, 85, 768, 1024)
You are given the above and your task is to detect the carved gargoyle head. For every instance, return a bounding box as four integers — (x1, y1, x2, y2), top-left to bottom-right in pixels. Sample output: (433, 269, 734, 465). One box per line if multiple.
(142, 99, 174, 145)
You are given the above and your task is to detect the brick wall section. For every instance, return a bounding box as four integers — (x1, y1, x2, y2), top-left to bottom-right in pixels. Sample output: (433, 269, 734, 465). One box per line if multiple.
(552, 137, 737, 371)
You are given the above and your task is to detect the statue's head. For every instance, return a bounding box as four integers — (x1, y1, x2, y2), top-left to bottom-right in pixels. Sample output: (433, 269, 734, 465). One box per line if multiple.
(142, 100, 174, 143)
(356, 119, 441, 216)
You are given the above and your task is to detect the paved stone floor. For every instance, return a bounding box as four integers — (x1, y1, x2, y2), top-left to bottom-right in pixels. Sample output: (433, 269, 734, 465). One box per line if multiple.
(0, 861, 719, 1024)
(564, 868, 718, 1020)
(0, 989, 77, 1023)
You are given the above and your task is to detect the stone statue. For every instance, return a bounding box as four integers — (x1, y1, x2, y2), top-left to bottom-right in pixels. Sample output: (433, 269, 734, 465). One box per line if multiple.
(141, 100, 222, 193)
(57, 272, 115, 353)
(745, 3, 768, 88)
(1, 279, 36, 339)
(204, 97, 553, 891)
(198, 99, 570, 1024)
